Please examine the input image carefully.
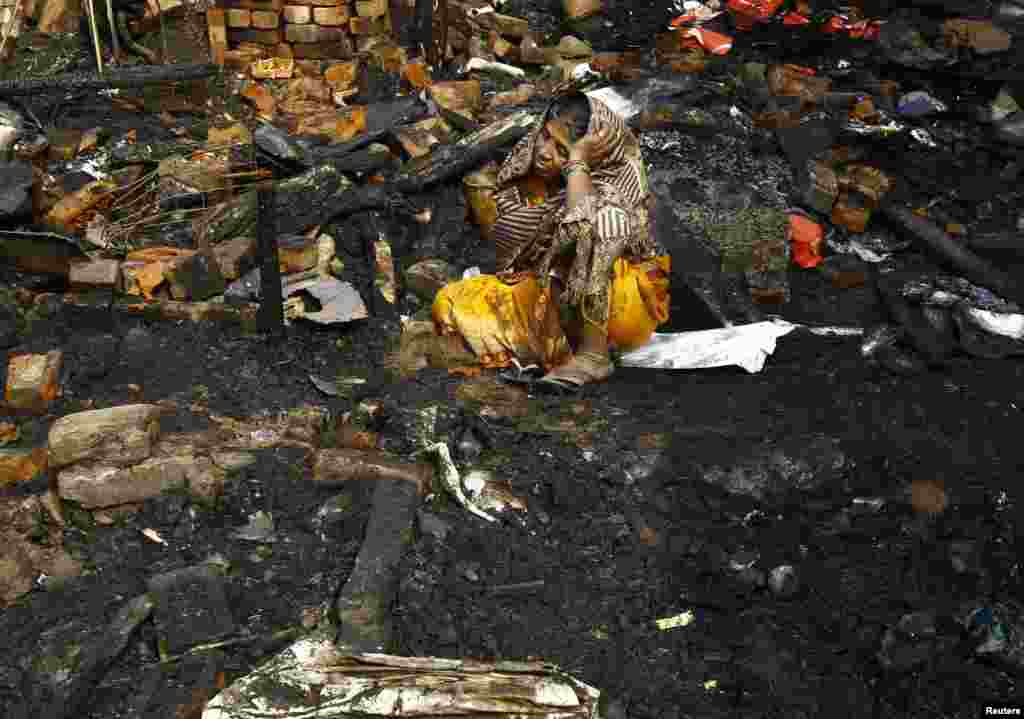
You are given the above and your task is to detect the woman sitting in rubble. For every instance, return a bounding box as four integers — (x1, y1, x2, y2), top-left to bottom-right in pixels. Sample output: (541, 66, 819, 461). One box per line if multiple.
(431, 88, 670, 393)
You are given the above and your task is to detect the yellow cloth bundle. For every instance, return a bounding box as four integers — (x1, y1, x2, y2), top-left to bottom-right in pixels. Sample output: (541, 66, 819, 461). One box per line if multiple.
(432, 256, 670, 371)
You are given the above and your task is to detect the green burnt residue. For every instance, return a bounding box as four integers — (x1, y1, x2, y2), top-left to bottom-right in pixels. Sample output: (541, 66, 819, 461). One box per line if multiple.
(708, 207, 790, 275)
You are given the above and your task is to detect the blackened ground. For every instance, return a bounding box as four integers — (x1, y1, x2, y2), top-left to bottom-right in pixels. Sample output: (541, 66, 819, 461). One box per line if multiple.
(4, 243, 1023, 719)
(3, 15, 1024, 719)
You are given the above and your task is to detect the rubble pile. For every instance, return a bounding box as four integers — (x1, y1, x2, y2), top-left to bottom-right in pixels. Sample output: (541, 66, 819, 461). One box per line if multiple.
(1, 0, 1024, 718)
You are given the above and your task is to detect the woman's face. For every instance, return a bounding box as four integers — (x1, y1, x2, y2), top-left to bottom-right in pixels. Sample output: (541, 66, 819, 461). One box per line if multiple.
(533, 118, 573, 179)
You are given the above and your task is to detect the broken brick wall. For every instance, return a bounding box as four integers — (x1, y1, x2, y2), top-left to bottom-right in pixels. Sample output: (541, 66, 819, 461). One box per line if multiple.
(211, 0, 391, 61)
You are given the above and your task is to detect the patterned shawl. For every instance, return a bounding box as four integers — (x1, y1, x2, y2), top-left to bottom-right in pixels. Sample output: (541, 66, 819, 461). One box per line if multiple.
(491, 91, 650, 274)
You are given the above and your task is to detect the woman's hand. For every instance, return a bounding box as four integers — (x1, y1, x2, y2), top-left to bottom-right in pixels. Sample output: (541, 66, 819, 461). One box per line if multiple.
(568, 126, 615, 166)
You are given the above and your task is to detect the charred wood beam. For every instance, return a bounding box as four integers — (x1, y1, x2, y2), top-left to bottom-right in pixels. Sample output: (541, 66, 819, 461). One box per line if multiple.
(256, 183, 285, 338)
(880, 202, 1024, 307)
(876, 273, 957, 365)
(40, 595, 154, 719)
(335, 475, 422, 652)
(0, 62, 218, 97)
(392, 109, 535, 193)
(201, 112, 535, 242)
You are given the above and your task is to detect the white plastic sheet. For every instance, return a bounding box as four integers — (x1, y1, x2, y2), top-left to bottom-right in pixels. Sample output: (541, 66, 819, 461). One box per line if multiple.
(618, 320, 800, 373)
(965, 309, 1024, 340)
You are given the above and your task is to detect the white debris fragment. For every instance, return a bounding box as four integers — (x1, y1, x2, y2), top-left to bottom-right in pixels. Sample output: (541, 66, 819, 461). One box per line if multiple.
(464, 57, 526, 78)
(424, 443, 498, 523)
(141, 528, 167, 545)
(655, 611, 696, 630)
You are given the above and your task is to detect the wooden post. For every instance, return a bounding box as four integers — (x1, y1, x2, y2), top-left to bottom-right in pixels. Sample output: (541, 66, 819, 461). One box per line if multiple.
(103, 0, 120, 63)
(433, 0, 447, 67)
(256, 181, 284, 338)
(84, 0, 104, 76)
(412, 0, 431, 59)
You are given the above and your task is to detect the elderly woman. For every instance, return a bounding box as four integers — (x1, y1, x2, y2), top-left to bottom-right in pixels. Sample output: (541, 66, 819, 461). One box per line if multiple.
(432, 90, 670, 392)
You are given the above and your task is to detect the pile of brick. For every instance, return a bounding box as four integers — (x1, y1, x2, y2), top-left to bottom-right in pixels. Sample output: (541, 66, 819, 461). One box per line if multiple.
(207, 0, 390, 62)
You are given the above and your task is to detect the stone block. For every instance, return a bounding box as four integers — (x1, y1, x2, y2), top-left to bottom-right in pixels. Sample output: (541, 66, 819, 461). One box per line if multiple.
(284, 23, 344, 43)
(227, 27, 283, 45)
(291, 39, 353, 59)
(37, 0, 78, 33)
(251, 9, 280, 28)
(68, 258, 121, 290)
(0, 447, 48, 487)
(282, 4, 309, 23)
(324, 60, 359, 89)
(225, 46, 267, 70)
(120, 247, 195, 299)
(350, 14, 389, 34)
(291, 106, 367, 142)
(277, 234, 320, 274)
(355, 0, 386, 16)
(4, 351, 62, 415)
(48, 404, 163, 470)
(313, 5, 350, 25)
(429, 80, 482, 119)
(401, 58, 431, 89)
(164, 249, 226, 302)
(58, 449, 226, 509)
(241, 82, 277, 116)
(224, 0, 283, 10)
(225, 8, 251, 27)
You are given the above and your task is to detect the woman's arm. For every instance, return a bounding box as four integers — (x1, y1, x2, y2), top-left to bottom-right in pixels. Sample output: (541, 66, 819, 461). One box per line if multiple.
(564, 127, 614, 213)
(564, 160, 595, 213)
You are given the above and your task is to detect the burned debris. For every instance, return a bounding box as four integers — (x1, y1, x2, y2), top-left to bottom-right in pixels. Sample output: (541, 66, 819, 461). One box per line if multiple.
(2, 0, 1024, 718)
